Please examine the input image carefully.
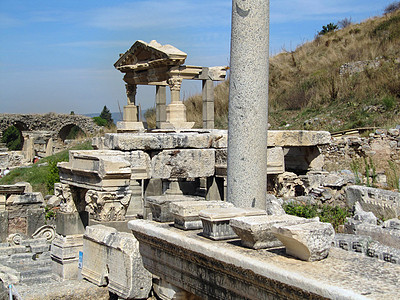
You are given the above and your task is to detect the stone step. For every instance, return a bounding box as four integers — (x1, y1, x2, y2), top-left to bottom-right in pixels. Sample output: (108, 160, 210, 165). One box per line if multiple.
(19, 265, 52, 280)
(0, 245, 27, 256)
(30, 244, 51, 253)
(20, 238, 48, 246)
(19, 273, 55, 285)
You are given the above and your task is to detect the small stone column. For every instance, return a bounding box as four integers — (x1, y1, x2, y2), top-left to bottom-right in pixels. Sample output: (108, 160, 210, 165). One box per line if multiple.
(202, 79, 214, 129)
(124, 84, 139, 122)
(156, 86, 167, 129)
(227, 0, 270, 209)
(163, 78, 194, 129)
(117, 84, 144, 132)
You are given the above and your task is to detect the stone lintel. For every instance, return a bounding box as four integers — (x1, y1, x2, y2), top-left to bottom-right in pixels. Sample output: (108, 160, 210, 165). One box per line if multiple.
(128, 220, 400, 299)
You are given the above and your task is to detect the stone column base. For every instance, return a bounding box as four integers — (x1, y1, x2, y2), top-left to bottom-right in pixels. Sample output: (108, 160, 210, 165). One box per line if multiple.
(51, 234, 83, 280)
(166, 102, 195, 129)
(117, 121, 145, 133)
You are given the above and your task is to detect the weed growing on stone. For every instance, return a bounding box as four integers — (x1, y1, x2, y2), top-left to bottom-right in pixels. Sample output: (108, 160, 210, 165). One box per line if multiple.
(283, 202, 350, 232)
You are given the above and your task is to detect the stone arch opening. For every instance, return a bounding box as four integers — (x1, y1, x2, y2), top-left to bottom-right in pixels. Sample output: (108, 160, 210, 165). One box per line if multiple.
(1, 124, 25, 150)
(58, 124, 86, 142)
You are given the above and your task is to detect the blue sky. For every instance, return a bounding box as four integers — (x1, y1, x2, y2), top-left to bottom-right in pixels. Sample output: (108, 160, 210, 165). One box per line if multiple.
(0, 0, 394, 115)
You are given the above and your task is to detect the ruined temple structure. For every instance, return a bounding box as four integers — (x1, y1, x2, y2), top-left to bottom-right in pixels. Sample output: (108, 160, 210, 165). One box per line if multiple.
(114, 40, 227, 131)
(46, 37, 400, 300)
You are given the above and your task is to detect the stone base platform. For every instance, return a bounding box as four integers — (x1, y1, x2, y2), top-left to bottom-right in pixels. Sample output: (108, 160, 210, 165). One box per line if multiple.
(129, 219, 400, 300)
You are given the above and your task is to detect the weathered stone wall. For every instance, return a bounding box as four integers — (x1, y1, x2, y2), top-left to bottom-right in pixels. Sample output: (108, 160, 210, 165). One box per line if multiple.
(321, 128, 400, 171)
(0, 113, 101, 139)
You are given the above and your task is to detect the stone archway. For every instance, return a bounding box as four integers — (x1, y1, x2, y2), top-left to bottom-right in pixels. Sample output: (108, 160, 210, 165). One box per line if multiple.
(58, 124, 86, 142)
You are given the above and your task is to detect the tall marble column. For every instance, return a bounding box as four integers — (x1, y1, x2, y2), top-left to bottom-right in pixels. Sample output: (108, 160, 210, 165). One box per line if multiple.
(227, 0, 270, 209)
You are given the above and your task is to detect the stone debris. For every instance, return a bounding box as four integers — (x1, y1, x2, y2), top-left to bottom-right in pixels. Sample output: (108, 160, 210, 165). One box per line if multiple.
(199, 207, 266, 240)
(271, 221, 335, 261)
(82, 225, 152, 299)
(230, 214, 314, 249)
(0, 238, 53, 287)
(333, 234, 400, 265)
(170, 200, 234, 230)
(346, 185, 400, 220)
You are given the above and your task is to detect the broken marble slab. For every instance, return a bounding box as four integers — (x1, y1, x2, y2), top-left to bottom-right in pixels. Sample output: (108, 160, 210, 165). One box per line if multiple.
(170, 200, 235, 230)
(146, 195, 204, 223)
(230, 214, 317, 249)
(199, 207, 266, 240)
(271, 221, 335, 261)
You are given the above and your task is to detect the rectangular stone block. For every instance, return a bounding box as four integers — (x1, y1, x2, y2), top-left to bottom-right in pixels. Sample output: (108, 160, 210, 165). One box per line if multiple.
(215, 147, 284, 175)
(0, 211, 8, 243)
(147, 195, 203, 223)
(151, 149, 215, 179)
(0, 195, 5, 211)
(82, 225, 117, 286)
(271, 221, 335, 261)
(82, 225, 152, 299)
(27, 209, 45, 237)
(268, 130, 331, 147)
(107, 232, 152, 299)
(58, 150, 132, 190)
(171, 200, 234, 230)
(199, 207, 266, 240)
(123, 151, 151, 179)
(7, 193, 44, 205)
(230, 214, 309, 249)
(56, 211, 88, 236)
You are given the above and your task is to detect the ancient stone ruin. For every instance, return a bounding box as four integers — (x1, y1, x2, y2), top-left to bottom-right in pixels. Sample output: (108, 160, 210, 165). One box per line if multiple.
(2, 1, 400, 299)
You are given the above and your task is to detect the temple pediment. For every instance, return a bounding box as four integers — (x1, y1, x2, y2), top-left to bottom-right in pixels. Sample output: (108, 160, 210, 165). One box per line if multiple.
(114, 40, 187, 72)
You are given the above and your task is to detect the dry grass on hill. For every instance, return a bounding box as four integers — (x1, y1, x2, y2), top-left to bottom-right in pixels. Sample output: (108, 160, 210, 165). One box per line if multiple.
(146, 8, 400, 132)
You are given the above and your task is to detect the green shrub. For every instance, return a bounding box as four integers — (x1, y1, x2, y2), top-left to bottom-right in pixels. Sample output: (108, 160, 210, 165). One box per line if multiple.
(1, 125, 22, 150)
(319, 23, 338, 35)
(283, 202, 350, 232)
(46, 161, 60, 194)
(92, 116, 107, 127)
(382, 95, 396, 110)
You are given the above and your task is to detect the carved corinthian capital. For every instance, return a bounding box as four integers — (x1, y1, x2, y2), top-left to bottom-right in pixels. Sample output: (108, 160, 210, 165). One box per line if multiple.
(167, 77, 183, 91)
(125, 84, 137, 105)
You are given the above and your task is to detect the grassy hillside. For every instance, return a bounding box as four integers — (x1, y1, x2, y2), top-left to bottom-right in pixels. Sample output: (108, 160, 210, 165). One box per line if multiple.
(147, 7, 400, 132)
(0, 140, 93, 196)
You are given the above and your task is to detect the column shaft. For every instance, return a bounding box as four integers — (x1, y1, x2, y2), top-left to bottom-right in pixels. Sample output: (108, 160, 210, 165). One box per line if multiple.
(202, 79, 214, 129)
(227, 0, 270, 209)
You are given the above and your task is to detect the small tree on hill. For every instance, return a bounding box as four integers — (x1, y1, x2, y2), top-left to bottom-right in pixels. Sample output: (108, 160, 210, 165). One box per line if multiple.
(99, 105, 113, 126)
(319, 23, 338, 35)
(384, 1, 400, 14)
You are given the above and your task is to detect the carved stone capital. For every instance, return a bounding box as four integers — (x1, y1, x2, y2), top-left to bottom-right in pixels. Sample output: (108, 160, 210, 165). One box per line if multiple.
(167, 77, 183, 91)
(125, 84, 137, 105)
